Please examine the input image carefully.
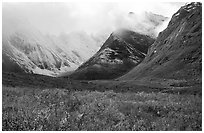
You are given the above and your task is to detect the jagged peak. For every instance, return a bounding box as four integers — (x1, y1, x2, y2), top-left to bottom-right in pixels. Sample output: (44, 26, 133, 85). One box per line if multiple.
(172, 2, 201, 17)
(182, 2, 202, 10)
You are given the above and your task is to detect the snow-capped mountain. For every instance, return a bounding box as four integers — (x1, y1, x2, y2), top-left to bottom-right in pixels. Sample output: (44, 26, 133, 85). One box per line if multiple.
(69, 29, 155, 80)
(2, 15, 100, 76)
(119, 2, 202, 84)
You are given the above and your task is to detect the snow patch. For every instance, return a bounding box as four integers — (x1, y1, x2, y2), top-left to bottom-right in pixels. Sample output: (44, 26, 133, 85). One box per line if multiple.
(174, 13, 180, 17)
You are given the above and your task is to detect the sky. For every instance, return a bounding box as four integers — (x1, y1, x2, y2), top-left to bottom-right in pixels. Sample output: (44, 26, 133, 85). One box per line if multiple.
(2, 2, 186, 36)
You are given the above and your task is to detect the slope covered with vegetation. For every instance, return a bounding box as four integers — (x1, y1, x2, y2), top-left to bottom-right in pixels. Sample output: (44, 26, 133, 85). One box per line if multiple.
(3, 86, 201, 131)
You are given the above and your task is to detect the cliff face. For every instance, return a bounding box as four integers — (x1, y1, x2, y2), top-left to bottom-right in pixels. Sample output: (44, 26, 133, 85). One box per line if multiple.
(120, 2, 202, 83)
(69, 29, 155, 80)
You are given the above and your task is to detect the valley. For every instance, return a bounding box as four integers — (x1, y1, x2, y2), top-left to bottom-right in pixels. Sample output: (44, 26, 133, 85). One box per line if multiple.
(2, 2, 202, 131)
(2, 71, 202, 131)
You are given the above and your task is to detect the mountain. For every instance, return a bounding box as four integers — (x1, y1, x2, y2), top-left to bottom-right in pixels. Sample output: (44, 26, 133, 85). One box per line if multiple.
(2, 7, 168, 77)
(119, 2, 202, 86)
(2, 14, 100, 76)
(69, 29, 155, 80)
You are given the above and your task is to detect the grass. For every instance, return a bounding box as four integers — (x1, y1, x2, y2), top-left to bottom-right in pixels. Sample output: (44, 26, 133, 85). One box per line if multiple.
(2, 86, 202, 131)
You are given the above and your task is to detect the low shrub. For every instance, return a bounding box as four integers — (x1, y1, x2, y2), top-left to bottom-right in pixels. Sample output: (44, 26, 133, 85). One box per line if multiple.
(2, 87, 202, 131)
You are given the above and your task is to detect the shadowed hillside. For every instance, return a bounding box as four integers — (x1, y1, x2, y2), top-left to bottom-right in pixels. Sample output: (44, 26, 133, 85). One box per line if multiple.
(119, 2, 202, 88)
(69, 29, 155, 80)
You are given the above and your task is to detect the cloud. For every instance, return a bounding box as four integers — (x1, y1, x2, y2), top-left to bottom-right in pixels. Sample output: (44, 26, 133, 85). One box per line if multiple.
(3, 2, 185, 37)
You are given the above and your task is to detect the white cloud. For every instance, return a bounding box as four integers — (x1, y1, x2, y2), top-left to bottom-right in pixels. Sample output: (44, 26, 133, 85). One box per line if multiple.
(2, 2, 185, 36)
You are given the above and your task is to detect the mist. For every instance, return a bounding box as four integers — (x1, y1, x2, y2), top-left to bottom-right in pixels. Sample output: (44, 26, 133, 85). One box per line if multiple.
(3, 2, 185, 38)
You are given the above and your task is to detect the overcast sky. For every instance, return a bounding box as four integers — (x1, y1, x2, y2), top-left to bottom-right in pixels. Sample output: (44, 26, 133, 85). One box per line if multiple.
(3, 2, 185, 36)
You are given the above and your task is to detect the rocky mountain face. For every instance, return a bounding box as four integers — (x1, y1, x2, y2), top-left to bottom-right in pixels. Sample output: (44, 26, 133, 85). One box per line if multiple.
(69, 29, 155, 80)
(119, 2, 202, 85)
(2, 31, 100, 76)
(2, 18, 100, 76)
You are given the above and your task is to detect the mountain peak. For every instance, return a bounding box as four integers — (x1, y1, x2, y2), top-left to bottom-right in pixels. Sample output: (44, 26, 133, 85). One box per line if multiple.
(69, 30, 155, 80)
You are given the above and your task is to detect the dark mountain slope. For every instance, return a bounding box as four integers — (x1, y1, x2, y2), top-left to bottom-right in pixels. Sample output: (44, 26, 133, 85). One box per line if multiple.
(119, 2, 202, 86)
(69, 29, 155, 80)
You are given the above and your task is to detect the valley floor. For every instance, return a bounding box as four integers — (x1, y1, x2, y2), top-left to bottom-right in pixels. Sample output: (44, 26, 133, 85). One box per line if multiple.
(2, 72, 202, 131)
